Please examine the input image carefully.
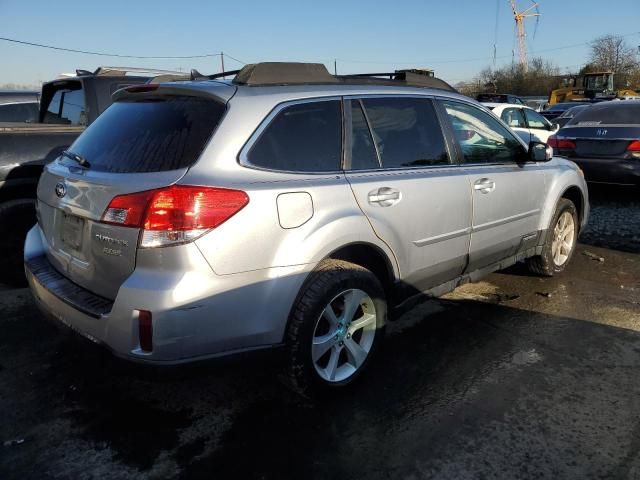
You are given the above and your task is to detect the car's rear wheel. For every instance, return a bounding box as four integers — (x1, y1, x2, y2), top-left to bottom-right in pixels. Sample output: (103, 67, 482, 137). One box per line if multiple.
(527, 198, 578, 276)
(285, 259, 386, 396)
(0, 199, 36, 287)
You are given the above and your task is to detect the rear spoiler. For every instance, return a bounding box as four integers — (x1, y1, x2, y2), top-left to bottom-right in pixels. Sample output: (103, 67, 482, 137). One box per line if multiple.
(111, 82, 237, 103)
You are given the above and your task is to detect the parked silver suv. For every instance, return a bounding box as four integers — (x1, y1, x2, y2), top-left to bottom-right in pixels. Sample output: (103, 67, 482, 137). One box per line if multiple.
(25, 63, 588, 394)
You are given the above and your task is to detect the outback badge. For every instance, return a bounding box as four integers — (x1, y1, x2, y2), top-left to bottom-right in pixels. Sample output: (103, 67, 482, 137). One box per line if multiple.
(55, 182, 66, 198)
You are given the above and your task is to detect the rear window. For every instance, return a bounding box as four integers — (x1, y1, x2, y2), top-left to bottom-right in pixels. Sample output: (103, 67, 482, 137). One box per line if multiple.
(568, 104, 640, 126)
(68, 96, 224, 173)
(477, 94, 507, 103)
(247, 100, 342, 172)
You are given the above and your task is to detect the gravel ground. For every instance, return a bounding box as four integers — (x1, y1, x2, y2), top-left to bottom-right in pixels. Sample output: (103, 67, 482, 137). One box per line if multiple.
(580, 185, 640, 253)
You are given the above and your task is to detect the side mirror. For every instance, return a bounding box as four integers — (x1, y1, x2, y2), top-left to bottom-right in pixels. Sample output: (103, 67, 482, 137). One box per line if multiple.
(529, 141, 553, 162)
(551, 122, 560, 132)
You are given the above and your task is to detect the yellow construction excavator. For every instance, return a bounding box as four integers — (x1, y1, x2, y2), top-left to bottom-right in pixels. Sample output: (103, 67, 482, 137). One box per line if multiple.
(548, 71, 638, 105)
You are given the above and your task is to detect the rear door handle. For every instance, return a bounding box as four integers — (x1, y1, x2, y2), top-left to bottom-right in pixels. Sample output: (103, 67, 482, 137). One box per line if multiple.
(473, 178, 496, 194)
(368, 187, 401, 207)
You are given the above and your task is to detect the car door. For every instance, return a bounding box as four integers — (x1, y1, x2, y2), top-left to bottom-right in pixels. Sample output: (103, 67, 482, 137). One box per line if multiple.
(499, 107, 531, 144)
(438, 99, 547, 272)
(523, 108, 556, 144)
(344, 96, 472, 292)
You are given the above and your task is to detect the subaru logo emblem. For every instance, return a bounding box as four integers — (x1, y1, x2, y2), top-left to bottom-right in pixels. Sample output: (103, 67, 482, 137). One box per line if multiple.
(55, 182, 66, 198)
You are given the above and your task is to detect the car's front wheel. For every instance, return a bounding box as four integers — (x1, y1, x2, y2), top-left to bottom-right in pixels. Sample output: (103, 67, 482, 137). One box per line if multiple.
(285, 259, 386, 396)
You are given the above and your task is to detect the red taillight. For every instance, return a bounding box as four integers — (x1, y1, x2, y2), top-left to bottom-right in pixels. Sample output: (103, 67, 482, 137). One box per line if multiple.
(627, 140, 640, 152)
(138, 310, 153, 352)
(548, 136, 576, 150)
(102, 185, 249, 247)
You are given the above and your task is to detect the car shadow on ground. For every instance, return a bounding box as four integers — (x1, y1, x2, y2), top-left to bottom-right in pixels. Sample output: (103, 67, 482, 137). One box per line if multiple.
(2, 282, 640, 479)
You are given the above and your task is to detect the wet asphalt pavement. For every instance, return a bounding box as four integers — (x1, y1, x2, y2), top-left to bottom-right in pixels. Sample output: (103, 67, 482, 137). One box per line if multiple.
(1, 185, 639, 479)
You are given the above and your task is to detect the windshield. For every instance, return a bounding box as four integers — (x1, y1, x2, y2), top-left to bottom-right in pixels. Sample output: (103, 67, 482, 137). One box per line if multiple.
(584, 74, 613, 91)
(67, 96, 225, 173)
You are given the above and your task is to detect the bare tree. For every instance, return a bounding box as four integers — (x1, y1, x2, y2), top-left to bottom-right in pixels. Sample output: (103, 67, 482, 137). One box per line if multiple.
(589, 35, 639, 81)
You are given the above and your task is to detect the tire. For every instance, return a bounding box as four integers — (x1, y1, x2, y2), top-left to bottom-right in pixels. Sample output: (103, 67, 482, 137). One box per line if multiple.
(0, 199, 36, 287)
(285, 259, 386, 397)
(527, 198, 578, 277)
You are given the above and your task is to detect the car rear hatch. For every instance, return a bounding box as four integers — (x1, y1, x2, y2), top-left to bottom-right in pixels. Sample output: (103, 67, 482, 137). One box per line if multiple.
(36, 83, 234, 300)
(556, 125, 640, 158)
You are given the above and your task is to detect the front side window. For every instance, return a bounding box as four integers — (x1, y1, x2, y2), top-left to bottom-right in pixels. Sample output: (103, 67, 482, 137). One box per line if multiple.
(442, 100, 526, 164)
(247, 100, 342, 172)
(524, 109, 551, 130)
(500, 108, 527, 129)
(360, 97, 449, 168)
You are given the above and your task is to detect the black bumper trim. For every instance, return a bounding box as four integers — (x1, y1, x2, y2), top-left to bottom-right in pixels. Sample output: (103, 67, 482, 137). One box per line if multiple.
(25, 256, 113, 318)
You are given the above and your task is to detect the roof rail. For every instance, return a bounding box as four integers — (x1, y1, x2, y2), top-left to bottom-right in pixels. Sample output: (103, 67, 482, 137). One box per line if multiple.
(233, 62, 338, 85)
(225, 62, 456, 92)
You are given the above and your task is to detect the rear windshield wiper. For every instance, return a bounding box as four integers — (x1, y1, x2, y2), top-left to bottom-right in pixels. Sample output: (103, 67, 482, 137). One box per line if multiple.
(61, 150, 90, 168)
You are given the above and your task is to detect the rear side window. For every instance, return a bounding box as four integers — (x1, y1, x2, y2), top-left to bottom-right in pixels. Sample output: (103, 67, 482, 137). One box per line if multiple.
(361, 97, 449, 168)
(68, 96, 224, 173)
(45, 86, 86, 125)
(247, 100, 342, 172)
(568, 105, 640, 126)
(349, 100, 380, 170)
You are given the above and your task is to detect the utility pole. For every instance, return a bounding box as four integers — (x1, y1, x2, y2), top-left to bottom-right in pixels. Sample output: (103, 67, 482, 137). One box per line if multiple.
(221, 52, 225, 79)
(334, 59, 337, 76)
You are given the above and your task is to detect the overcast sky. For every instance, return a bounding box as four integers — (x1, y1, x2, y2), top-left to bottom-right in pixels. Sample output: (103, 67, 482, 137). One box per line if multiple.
(1, 0, 639, 86)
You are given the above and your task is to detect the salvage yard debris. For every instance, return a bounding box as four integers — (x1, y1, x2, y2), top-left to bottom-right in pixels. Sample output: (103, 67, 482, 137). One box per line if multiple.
(583, 250, 605, 262)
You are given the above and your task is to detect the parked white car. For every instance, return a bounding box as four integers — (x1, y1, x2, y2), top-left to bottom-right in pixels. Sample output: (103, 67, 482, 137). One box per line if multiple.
(483, 102, 559, 144)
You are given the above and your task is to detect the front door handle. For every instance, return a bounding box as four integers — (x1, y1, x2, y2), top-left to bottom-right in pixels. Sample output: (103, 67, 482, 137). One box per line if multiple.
(473, 178, 496, 194)
(368, 187, 401, 207)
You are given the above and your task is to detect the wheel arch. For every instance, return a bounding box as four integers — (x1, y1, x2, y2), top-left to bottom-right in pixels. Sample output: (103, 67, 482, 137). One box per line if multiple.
(559, 185, 585, 229)
(325, 242, 398, 298)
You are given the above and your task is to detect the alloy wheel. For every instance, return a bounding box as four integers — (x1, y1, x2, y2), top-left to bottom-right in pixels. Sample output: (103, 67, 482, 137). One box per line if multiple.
(311, 288, 377, 383)
(551, 211, 575, 266)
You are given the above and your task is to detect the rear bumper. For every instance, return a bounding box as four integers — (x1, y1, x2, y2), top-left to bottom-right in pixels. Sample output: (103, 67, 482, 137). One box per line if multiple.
(25, 225, 313, 365)
(570, 156, 640, 185)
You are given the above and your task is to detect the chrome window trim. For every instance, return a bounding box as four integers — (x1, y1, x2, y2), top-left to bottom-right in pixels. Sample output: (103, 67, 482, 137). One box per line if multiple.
(238, 96, 345, 175)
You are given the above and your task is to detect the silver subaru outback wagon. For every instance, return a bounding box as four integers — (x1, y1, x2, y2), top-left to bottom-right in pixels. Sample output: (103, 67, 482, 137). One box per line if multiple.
(25, 63, 588, 394)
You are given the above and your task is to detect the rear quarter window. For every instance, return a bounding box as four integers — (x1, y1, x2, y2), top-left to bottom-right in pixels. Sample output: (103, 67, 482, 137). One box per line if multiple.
(67, 96, 225, 173)
(246, 100, 342, 172)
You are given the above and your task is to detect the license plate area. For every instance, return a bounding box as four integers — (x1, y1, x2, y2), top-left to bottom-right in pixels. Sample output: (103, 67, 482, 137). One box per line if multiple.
(61, 213, 85, 250)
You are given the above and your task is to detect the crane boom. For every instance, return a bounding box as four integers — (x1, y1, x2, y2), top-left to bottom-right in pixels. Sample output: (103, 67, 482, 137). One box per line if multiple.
(510, 0, 540, 72)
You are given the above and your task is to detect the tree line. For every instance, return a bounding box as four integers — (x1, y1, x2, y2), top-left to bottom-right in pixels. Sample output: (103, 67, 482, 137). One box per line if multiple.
(456, 34, 640, 98)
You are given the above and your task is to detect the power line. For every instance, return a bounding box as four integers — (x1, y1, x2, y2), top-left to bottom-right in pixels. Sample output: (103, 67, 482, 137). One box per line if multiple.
(336, 31, 640, 66)
(0, 36, 223, 59)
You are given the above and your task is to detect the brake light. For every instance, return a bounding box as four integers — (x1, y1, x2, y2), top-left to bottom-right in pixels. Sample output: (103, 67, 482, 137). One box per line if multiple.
(547, 136, 576, 150)
(627, 140, 640, 152)
(102, 185, 249, 247)
(125, 84, 159, 93)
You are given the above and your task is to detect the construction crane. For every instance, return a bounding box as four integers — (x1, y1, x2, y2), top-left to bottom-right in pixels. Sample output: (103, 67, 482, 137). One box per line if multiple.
(510, 0, 540, 72)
